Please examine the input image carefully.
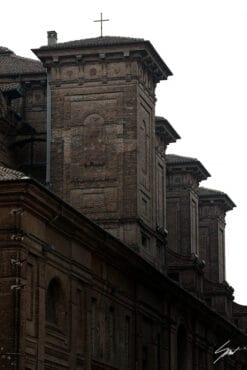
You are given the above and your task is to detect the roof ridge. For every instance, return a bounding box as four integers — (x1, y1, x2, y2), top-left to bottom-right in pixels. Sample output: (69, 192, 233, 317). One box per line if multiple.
(166, 153, 199, 162)
(39, 35, 146, 50)
(197, 187, 227, 196)
(0, 46, 14, 55)
(0, 48, 45, 76)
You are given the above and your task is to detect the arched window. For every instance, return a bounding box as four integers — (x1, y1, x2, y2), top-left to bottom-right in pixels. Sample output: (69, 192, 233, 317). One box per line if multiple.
(46, 278, 64, 325)
(177, 325, 188, 370)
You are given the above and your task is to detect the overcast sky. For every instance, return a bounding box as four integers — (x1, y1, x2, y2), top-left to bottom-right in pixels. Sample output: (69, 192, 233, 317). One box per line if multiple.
(1, 0, 247, 304)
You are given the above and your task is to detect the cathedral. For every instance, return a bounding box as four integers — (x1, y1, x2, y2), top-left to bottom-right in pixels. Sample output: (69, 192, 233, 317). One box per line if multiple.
(0, 31, 246, 369)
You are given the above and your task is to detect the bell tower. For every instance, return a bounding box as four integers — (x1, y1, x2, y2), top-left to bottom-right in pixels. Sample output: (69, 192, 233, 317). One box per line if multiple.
(198, 187, 235, 283)
(33, 34, 172, 266)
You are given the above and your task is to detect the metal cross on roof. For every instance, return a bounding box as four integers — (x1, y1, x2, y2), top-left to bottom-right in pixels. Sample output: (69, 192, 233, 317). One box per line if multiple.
(94, 12, 109, 38)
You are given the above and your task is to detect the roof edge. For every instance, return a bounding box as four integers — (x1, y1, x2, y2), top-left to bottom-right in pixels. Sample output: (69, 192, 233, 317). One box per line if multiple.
(197, 186, 236, 211)
(32, 36, 172, 81)
(166, 154, 211, 181)
(155, 116, 181, 144)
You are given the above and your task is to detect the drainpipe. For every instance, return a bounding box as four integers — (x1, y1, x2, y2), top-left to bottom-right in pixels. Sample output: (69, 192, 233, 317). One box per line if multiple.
(46, 69, 51, 189)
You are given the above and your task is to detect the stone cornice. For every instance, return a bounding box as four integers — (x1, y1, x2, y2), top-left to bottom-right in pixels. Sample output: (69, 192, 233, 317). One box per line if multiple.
(32, 39, 172, 83)
(155, 116, 180, 146)
(166, 154, 210, 184)
(198, 187, 236, 212)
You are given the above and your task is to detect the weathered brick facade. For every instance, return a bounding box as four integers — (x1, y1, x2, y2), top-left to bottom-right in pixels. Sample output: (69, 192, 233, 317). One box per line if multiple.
(0, 35, 246, 369)
(32, 35, 173, 271)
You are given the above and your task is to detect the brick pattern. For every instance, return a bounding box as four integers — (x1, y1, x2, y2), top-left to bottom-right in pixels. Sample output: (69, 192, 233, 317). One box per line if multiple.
(0, 182, 245, 369)
(0, 36, 246, 369)
(40, 43, 164, 269)
(198, 198, 227, 282)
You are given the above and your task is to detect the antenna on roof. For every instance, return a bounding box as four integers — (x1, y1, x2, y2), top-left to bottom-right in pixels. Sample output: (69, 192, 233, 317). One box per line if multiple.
(94, 12, 109, 38)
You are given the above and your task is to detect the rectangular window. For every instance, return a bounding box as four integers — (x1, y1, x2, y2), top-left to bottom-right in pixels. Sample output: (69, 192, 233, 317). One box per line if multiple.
(91, 298, 98, 357)
(124, 316, 130, 368)
(191, 198, 198, 254)
(157, 333, 161, 370)
(157, 163, 165, 227)
(142, 346, 148, 370)
(106, 306, 115, 363)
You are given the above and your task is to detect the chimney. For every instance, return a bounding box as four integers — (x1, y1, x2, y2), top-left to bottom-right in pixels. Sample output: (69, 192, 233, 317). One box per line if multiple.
(47, 31, 57, 46)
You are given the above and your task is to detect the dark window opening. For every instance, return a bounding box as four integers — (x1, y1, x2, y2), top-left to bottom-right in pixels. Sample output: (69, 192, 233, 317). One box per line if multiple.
(142, 346, 148, 370)
(157, 333, 161, 370)
(141, 234, 150, 249)
(46, 278, 63, 325)
(205, 297, 212, 306)
(124, 316, 130, 369)
(107, 306, 115, 363)
(177, 325, 187, 370)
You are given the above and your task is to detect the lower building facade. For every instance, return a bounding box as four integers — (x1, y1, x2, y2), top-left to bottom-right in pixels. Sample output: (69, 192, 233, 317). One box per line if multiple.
(0, 179, 246, 369)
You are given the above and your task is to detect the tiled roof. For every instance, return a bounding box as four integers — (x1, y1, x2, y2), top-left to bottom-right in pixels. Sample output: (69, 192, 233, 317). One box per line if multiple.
(155, 117, 181, 144)
(0, 47, 13, 55)
(0, 47, 45, 76)
(233, 302, 247, 314)
(0, 166, 27, 180)
(166, 154, 210, 181)
(166, 154, 199, 164)
(40, 36, 145, 50)
(197, 187, 226, 197)
(34, 35, 172, 82)
(155, 116, 168, 121)
(197, 187, 236, 210)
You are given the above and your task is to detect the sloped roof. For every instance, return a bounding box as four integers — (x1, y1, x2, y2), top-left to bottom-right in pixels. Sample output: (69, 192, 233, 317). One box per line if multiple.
(197, 187, 226, 197)
(233, 302, 247, 315)
(197, 186, 236, 211)
(155, 116, 180, 144)
(166, 154, 210, 181)
(0, 47, 12, 54)
(0, 47, 45, 76)
(34, 35, 172, 82)
(0, 166, 27, 180)
(166, 154, 199, 164)
(39, 36, 145, 50)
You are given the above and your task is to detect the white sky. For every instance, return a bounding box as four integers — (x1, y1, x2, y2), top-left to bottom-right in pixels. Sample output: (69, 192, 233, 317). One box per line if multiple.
(1, 0, 247, 304)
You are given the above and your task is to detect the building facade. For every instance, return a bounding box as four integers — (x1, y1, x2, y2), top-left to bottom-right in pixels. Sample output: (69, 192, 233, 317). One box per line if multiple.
(0, 34, 246, 369)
